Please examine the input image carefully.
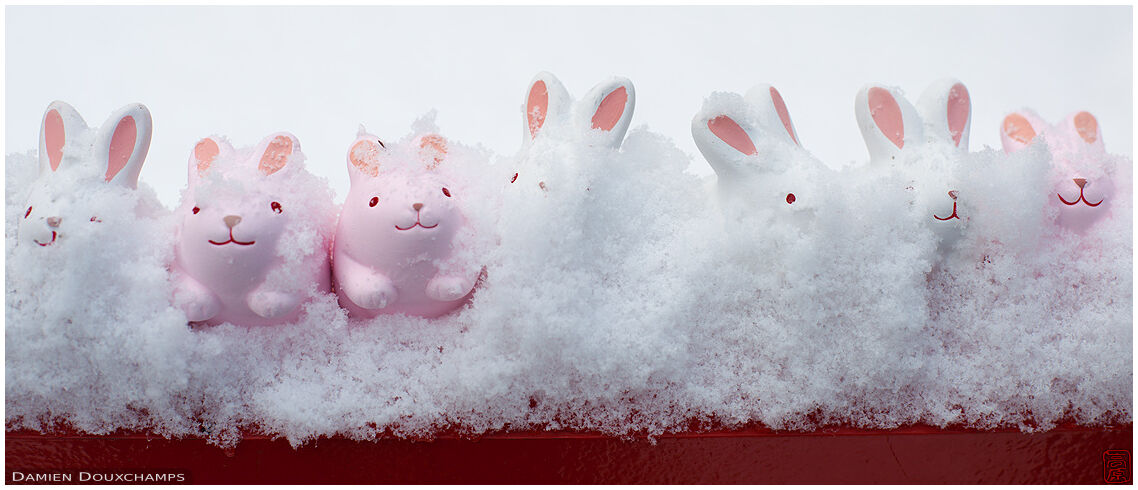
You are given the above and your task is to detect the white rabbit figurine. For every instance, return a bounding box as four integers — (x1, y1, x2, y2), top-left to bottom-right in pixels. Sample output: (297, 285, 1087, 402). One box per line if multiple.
(1000, 109, 1114, 233)
(509, 71, 636, 193)
(691, 84, 823, 231)
(174, 133, 333, 326)
(18, 100, 152, 248)
(855, 79, 973, 244)
(333, 130, 481, 319)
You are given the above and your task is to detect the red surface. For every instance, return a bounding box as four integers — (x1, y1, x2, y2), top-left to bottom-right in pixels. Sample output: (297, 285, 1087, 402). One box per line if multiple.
(5, 424, 1132, 484)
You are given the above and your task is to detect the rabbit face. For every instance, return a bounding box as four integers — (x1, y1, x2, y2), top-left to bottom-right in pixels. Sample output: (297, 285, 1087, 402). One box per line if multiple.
(179, 186, 288, 279)
(17, 101, 152, 248)
(339, 133, 465, 263)
(692, 86, 820, 231)
(509, 72, 636, 195)
(1001, 110, 1114, 233)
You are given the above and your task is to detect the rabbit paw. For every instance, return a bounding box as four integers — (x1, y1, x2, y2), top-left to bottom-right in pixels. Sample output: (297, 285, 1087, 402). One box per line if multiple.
(426, 275, 473, 302)
(248, 291, 300, 319)
(174, 282, 220, 322)
(353, 280, 397, 310)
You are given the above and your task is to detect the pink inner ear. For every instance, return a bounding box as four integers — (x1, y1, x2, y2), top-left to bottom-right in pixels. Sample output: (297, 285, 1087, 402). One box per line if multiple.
(1003, 113, 1037, 145)
(1074, 111, 1098, 143)
(194, 139, 220, 175)
(708, 116, 757, 156)
(349, 140, 381, 177)
(769, 87, 798, 145)
(44, 109, 65, 171)
(420, 134, 448, 169)
(527, 80, 549, 139)
(259, 136, 292, 175)
(946, 83, 970, 147)
(105, 116, 137, 182)
(868, 87, 905, 149)
(591, 86, 628, 131)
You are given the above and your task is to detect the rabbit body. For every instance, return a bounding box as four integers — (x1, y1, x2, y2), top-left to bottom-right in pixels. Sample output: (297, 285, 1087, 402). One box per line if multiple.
(173, 133, 333, 327)
(333, 132, 480, 319)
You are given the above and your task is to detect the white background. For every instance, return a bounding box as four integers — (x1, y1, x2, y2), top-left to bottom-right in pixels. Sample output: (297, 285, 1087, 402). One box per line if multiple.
(6, 6, 1132, 207)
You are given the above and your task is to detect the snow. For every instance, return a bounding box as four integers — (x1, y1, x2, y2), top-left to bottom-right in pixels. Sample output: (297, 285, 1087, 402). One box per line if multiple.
(6, 95, 1131, 446)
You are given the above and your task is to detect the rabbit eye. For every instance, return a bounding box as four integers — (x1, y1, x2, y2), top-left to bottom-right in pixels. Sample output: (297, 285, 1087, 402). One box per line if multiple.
(271, 202, 283, 214)
(192, 206, 201, 215)
(369, 197, 379, 207)
(24, 207, 32, 219)
(442, 187, 452, 198)
(510, 173, 518, 184)
(785, 193, 796, 205)
(90, 216, 102, 223)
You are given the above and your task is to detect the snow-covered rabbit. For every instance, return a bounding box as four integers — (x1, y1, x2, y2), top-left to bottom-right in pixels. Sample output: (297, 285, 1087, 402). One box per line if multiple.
(691, 84, 824, 230)
(17, 101, 152, 248)
(855, 79, 973, 244)
(509, 71, 635, 193)
(174, 133, 334, 326)
(333, 130, 481, 319)
(1000, 109, 1114, 233)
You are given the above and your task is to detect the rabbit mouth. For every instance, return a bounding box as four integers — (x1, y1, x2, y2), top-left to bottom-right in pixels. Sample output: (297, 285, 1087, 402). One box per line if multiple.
(395, 220, 439, 231)
(1058, 188, 1103, 207)
(933, 202, 960, 221)
(209, 231, 255, 246)
(34, 231, 57, 247)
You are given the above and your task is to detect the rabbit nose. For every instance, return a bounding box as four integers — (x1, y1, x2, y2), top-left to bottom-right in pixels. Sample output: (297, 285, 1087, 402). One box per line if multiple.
(46, 217, 61, 227)
(948, 190, 959, 200)
(412, 203, 423, 211)
(223, 215, 242, 229)
(1074, 178, 1088, 189)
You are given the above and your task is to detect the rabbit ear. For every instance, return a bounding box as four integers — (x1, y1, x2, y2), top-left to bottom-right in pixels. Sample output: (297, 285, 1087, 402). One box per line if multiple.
(417, 134, 448, 170)
(523, 72, 571, 142)
(575, 76, 636, 148)
(188, 136, 233, 183)
(1000, 110, 1044, 154)
(691, 92, 760, 178)
(1068, 111, 1103, 147)
(855, 85, 923, 162)
(253, 132, 299, 176)
(94, 103, 152, 188)
(347, 133, 387, 183)
(38, 100, 89, 176)
(744, 84, 800, 146)
(917, 78, 971, 150)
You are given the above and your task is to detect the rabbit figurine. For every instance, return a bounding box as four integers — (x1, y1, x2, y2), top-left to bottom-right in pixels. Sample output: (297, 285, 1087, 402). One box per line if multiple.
(999, 109, 1113, 233)
(18, 100, 153, 248)
(173, 133, 333, 326)
(855, 79, 973, 244)
(333, 130, 481, 319)
(691, 83, 824, 230)
(509, 71, 636, 193)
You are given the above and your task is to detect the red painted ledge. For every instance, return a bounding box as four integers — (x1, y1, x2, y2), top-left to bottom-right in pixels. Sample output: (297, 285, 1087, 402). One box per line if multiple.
(5, 424, 1133, 484)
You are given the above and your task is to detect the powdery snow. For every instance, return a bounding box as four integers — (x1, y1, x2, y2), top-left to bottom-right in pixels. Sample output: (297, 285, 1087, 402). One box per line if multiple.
(5, 109, 1131, 447)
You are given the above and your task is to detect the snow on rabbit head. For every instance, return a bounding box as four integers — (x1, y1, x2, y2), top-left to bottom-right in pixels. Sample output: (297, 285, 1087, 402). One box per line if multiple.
(333, 129, 481, 319)
(174, 133, 334, 327)
(510, 71, 636, 195)
(17, 100, 153, 248)
(691, 84, 824, 233)
(855, 79, 973, 247)
(1000, 109, 1115, 233)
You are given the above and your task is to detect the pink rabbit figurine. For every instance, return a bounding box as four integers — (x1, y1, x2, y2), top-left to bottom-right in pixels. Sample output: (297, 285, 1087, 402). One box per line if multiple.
(18, 100, 152, 248)
(333, 130, 481, 319)
(1000, 109, 1113, 233)
(173, 133, 333, 326)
